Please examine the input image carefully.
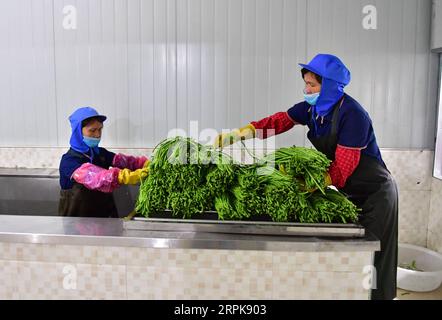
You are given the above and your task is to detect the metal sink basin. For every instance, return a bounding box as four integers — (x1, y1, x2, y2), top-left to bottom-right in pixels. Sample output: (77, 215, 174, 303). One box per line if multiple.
(0, 168, 139, 217)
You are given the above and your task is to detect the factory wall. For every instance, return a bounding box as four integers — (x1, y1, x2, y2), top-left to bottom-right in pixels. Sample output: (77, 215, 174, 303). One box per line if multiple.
(0, 0, 438, 149)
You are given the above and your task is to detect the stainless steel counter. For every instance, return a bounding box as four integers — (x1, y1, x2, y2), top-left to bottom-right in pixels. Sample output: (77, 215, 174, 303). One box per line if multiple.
(0, 215, 380, 252)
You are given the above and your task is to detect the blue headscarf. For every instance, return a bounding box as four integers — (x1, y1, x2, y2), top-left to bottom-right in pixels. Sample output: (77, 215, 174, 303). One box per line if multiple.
(299, 54, 351, 120)
(69, 107, 107, 159)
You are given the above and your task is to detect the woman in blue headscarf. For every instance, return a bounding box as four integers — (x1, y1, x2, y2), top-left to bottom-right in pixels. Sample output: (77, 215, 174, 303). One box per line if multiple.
(214, 54, 398, 300)
(59, 107, 150, 218)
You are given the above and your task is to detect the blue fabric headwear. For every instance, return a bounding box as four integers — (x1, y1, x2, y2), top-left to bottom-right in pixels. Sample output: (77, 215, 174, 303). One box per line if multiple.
(299, 54, 351, 130)
(69, 107, 107, 160)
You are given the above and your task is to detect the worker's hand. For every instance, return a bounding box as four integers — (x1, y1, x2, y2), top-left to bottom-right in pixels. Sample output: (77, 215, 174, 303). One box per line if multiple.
(140, 160, 150, 180)
(72, 163, 120, 193)
(297, 178, 316, 193)
(112, 153, 149, 171)
(324, 172, 333, 188)
(118, 166, 149, 185)
(298, 172, 333, 193)
(214, 124, 256, 149)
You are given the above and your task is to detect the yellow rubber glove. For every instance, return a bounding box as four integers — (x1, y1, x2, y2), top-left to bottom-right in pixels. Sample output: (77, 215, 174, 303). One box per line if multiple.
(140, 159, 150, 180)
(214, 124, 256, 149)
(324, 172, 333, 187)
(118, 167, 149, 185)
(300, 172, 333, 193)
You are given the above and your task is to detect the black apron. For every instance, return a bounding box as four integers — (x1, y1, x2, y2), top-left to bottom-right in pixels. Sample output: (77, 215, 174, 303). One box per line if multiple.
(58, 150, 119, 218)
(309, 99, 398, 300)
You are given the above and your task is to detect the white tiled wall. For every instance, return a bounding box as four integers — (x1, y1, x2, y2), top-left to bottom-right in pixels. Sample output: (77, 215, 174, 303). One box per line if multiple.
(382, 150, 442, 252)
(0, 147, 152, 169)
(0, 242, 373, 300)
(429, 178, 442, 254)
(382, 150, 434, 248)
(0, 147, 441, 253)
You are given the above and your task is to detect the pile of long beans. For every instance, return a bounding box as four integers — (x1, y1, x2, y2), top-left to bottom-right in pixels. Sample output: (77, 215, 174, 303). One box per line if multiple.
(135, 137, 358, 224)
(262, 147, 331, 193)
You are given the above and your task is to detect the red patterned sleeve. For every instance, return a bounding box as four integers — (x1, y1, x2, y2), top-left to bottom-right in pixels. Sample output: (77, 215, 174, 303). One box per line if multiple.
(251, 112, 298, 139)
(329, 145, 362, 188)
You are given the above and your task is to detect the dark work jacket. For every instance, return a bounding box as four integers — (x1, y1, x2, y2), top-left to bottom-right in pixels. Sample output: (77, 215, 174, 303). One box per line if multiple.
(58, 148, 118, 218)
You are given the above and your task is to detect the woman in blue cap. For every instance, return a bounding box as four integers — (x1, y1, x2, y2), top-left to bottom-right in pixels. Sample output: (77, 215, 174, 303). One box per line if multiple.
(215, 54, 398, 300)
(59, 107, 149, 218)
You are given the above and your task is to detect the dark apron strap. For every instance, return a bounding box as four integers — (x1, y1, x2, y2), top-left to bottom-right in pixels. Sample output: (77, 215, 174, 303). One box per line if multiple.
(308, 97, 343, 160)
(330, 99, 342, 138)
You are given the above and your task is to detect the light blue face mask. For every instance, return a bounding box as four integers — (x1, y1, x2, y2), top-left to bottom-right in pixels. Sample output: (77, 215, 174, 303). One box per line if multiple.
(303, 91, 320, 106)
(83, 136, 101, 148)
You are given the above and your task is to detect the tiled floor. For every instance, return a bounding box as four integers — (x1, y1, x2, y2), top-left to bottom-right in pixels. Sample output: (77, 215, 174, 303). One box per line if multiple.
(396, 286, 442, 300)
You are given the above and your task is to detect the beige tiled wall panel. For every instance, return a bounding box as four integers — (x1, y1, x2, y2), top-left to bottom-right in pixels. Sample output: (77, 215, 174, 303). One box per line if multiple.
(0, 147, 153, 169)
(381, 150, 434, 247)
(0, 148, 65, 169)
(126, 266, 273, 300)
(272, 251, 372, 272)
(379, 150, 435, 247)
(0, 243, 58, 262)
(382, 150, 433, 191)
(15, 261, 126, 300)
(271, 252, 372, 299)
(16, 261, 67, 300)
(0, 243, 373, 300)
(0, 260, 20, 299)
(398, 190, 431, 247)
(125, 248, 273, 269)
(0, 243, 126, 265)
(54, 245, 127, 265)
(272, 270, 369, 300)
(429, 178, 442, 254)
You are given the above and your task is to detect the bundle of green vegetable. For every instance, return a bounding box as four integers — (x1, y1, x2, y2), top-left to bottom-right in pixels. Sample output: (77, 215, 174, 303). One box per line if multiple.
(231, 165, 267, 219)
(205, 152, 237, 199)
(298, 189, 360, 224)
(262, 147, 331, 193)
(136, 137, 214, 218)
(259, 166, 309, 222)
(399, 260, 423, 272)
(135, 136, 359, 224)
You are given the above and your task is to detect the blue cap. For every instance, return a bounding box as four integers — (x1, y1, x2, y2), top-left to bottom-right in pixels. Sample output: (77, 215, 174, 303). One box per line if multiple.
(69, 107, 107, 130)
(299, 54, 351, 85)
